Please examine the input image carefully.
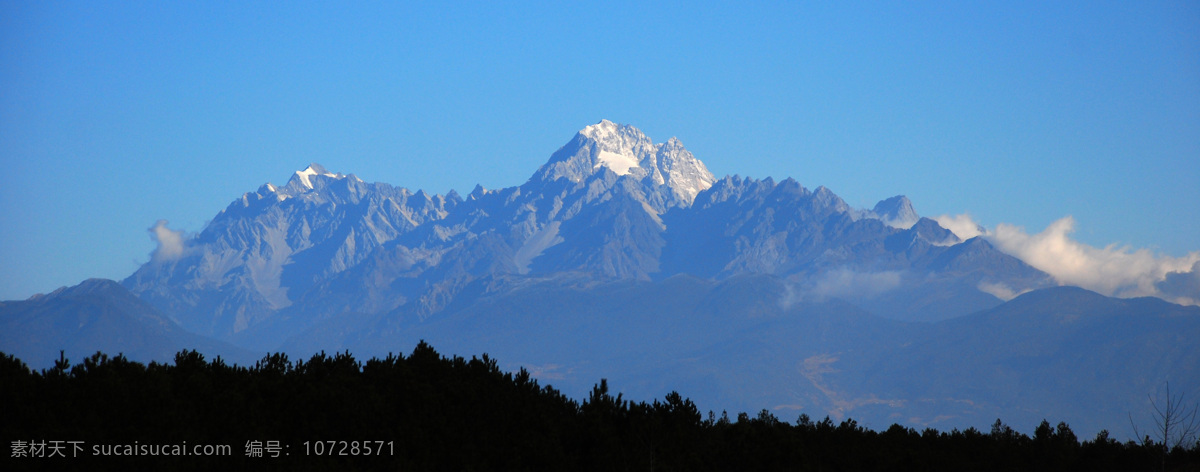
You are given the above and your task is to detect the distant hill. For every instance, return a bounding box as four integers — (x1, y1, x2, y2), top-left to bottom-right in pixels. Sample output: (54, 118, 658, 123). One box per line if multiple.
(0, 279, 257, 369)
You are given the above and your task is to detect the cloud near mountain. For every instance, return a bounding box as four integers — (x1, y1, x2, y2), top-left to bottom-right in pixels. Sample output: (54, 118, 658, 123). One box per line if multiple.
(933, 213, 986, 241)
(1157, 261, 1200, 304)
(935, 213, 1200, 305)
(808, 268, 903, 300)
(148, 219, 186, 262)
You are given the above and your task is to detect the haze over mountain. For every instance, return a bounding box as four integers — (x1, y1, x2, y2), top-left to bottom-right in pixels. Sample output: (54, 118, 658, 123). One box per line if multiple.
(4, 120, 1197, 437)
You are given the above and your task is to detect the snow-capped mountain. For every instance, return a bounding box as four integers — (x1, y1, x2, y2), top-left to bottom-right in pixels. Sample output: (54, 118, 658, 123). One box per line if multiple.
(4, 120, 1195, 437)
(532, 119, 716, 207)
(5, 120, 1195, 438)
(122, 120, 1055, 342)
(123, 163, 458, 337)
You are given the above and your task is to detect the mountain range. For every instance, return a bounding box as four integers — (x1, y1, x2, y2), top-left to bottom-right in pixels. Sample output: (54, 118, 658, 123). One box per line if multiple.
(3, 120, 1196, 437)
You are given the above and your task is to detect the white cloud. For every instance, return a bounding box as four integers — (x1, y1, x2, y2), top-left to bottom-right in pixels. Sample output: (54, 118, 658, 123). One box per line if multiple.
(977, 281, 1030, 301)
(986, 216, 1200, 301)
(1156, 262, 1200, 306)
(936, 214, 1200, 305)
(148, 220, 186, 262)
(933, 213, 985, 241)
(779, 269, 903, 309)
(810, 269, 902, 299)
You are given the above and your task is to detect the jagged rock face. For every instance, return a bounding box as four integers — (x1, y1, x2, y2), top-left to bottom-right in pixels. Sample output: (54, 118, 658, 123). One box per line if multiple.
(870, 195, 920, 229)
(532, 120, 715, 209)
(123, 165, 459, 338)
(123, 120, 1051, 343)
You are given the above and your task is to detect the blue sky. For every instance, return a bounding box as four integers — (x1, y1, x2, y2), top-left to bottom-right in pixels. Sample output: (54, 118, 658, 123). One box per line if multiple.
(2, 1, 1198, 300)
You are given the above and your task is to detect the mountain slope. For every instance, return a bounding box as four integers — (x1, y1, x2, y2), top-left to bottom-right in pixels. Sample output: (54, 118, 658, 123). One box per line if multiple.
(63, 119, 1199, 437)
(873, 286, 1200, 434)
(271, 273, 1199, 437)
(123, 164, 459, 339)
(0, 279, 256, 369)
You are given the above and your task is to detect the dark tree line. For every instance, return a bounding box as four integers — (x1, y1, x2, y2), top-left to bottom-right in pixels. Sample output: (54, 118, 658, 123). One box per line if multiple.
(2, 343, 1197, 471)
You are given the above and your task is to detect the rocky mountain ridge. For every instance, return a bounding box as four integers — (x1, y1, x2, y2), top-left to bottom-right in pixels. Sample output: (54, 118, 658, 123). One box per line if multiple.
(9, 120, 1194, 437)
(122, 120, 1053, 344)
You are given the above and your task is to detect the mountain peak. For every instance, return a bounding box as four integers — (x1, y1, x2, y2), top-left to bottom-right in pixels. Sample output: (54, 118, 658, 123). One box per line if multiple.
(293, 163, 336, 189)
(575, 120, 654, 177)
(534, 120, 715, 206)
(871, 195, 919, 229)
(275, 164, 364, 193)
(578, 119, 621, 139)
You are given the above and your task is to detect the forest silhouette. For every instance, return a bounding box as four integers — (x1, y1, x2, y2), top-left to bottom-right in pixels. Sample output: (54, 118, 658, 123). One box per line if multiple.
(2, 343, 1197, 471)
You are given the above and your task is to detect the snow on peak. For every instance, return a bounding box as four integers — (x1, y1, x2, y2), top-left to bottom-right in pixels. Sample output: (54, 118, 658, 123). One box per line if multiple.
(295, 163, 337, 189)
(579, 119, 620, 139)
(654, 135, 715, 203)
(261, 183, 288, 201)
(535, 120, 716, 205)
(594, 150, 639, 176)
(577, 119, 655, 176)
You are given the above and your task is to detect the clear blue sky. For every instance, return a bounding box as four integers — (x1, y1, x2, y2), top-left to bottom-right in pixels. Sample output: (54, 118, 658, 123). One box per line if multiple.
(2, 1, 1197, 300)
